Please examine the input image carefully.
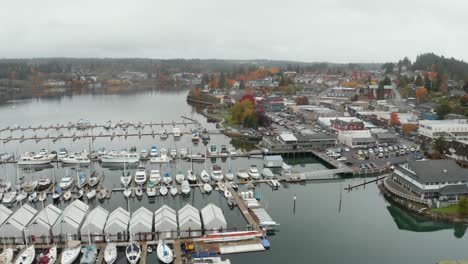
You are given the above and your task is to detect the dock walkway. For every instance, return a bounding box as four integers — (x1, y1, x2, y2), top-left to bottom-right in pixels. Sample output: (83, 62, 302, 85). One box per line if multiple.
(225, 182, 257, 227)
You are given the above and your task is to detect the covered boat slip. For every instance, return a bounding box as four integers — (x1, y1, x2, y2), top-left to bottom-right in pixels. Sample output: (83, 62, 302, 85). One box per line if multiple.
(200, 203, 227, 235)
(130, 207, 153, 241)
(80, 206, 109, 242)
(52, 199, 89, 241)
(178, 204, 202, 238)
(0, 204, 37, 244)
(154, 205, 178, 240)
(105, 207, 130, 242)
(28, 204, 62, 244)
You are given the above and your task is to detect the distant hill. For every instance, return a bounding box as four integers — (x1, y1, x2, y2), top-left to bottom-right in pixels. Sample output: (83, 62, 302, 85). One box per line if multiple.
(412, 53, 468, 81)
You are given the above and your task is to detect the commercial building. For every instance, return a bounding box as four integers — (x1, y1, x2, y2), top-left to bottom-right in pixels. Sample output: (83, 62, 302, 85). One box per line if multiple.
(201, 203, 227, 234)
(338, 130, 377, 148)
(418, 119, 468, 141)
(154, 205, 178, 240)
(28, 204, 62, 244)
(105, 207, 130, 242)
(80, 206, 109, 242)
(262, 133, 337, 152)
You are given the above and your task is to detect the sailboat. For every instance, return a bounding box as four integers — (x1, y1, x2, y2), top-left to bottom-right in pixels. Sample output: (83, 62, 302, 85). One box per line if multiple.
(170, 185, 178, 196)
(225, 156, 234, 181)
(104, 242, 117, 264)
(200, 146, 210, 182)
(181, 180, 190, 195)
(38, 246, 57, 264)
(88, 172, 99, 187)
(120, 163, 131, 187)
(14, 245, 35, 264)
(52, 186, 62, 200)
(0, 248, 13, 264)
(159, 185, 168, 196)
(126, 241, 141, 264)
(186, 170, 196, 183)
(123, 187, 132, 198)
(157, 240, 173, 264)
(61, 241, 81, 264)
(80, 199, 97, 264)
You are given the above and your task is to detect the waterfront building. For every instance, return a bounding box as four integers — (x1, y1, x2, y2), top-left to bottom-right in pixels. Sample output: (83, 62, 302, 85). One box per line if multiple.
(154, 205, 178, 240)
(130, 207, 153, 241)
(28, 204, 62, 244)
(418, 119, 468, 141)
(262, 132, 337, 152)
(392, 160, 468, 202)
(0, 204, 37, 244)
(80, 206, 109, 242)
(178, 204, 202, 238)
(105, 207, 130, 242)
(337, 130, 377, 148)
(263, 155, 283, 168)
(201, 203, 227, 234)
(52, 199, 89, 241)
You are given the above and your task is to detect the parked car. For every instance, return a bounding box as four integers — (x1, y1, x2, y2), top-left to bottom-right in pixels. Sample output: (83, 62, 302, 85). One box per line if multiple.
(378, 153, 384, 158)
(344, 147, 350, 152)
(399, 149, 406, 155)
(336, 157, 347, 162)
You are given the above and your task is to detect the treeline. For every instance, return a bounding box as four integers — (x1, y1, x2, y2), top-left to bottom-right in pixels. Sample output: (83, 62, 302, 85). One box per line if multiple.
(412, 53, 468, 81)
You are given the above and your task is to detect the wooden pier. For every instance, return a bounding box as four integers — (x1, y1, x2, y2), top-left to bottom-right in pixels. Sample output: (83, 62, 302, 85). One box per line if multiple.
(345, 174, 389, 191)
(225, 182, 258, 227)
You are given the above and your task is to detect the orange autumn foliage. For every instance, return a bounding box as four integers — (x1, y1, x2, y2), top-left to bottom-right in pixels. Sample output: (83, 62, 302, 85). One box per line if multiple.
(415, 87, 428, 102)
(239, 68, 275, 81)
(401, 123, 419, 134)
(227, 79, 237, 87)
(390, 112, 400, 126)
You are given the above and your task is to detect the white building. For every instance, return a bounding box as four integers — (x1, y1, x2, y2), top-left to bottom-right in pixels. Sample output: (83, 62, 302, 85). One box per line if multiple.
(154, 205, 178, 240)
(105, 207, 130, 242)
(80, 206, 109, 242)
(28, 204, 62, 244)
(201, 203, 227, 234)
(0, 204, 37, 244)
(419, 119, 468, 141)
(178, 204, 201, 238)
(338, 130, 377, 148)
(52, 199, 89, 241)
(129, 207, 153, 241)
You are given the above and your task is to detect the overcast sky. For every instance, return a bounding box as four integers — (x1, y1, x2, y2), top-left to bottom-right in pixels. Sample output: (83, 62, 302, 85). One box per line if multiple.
(1, 0, 467, 63)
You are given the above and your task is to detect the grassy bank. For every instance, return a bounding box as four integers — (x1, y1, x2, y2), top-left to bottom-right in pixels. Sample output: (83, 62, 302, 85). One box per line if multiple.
(430, 205, 459, 215)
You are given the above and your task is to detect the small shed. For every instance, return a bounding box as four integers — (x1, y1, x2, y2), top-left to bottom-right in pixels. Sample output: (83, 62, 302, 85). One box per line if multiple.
(178, 204, 201, 238)
(129, 207, 153, 241)
(0, 204, 37, 244)
(52, 199, 89, 241)
(263, 155, 283, 168)
(105, 207, 130, 242)
(201, 203, 227, 234)
(80, 206, 109, 242)
(154, 205, 178, 239)
(28, 204, 62, 244)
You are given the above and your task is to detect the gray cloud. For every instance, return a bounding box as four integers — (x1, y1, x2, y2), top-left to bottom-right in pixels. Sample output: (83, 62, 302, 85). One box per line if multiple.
(1, 0, 467, 62)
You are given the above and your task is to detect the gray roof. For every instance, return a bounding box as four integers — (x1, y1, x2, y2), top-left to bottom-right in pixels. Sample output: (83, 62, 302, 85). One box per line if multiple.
(53, 199, 89, 231)
(404, 160, 468, 183)
(105, 207, 130, 233)
(29, 204, 62, 229)
(440, 184, 468, 195)
(154, 205, 178, 231)
(263, 155, 283, 161)
(374, 133, 396, 139)
(200, 203, 227, 230)
(1, 204, 37, 232)
(178, 204, 201, 226)
(80, 206, 109, 234)
(0, 205, 13, 225)
(295, 133, 337, 142)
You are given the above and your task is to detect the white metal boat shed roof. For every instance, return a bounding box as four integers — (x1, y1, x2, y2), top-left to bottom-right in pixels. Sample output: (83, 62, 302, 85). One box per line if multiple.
(28, 204, 62, 240)
(52, 199, 89, 238)
(80, 206, 109, 242)
(105, 207, 130, 236)
(0, 204, 38, 243)
(178, 204, 201, 238)
(0, 204, 13, 226)
(154, 205, 178, 239)
(201, 203, 227, 233)
(130, 207, 153, 236)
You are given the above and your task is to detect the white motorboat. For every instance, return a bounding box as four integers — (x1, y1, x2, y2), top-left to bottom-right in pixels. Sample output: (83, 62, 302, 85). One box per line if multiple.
(228, 148, 237, 156)
(97, 188, 107, 200)
(160, 130, 168, 139)
(28, 191, 37, 202)
(123, 187, 132, 198)
(88, 172, 100, 187)
(159, 185, 168, 196)
(80, 244, 97, 264)
(191, 133, 200, 143)
(185, 154, 205, 162)
(135, 186, 143, 197)
(37, 177, 52, 191)
(63, 190, 72, 201)
(149, 146, 158, 157)
(229, 181, 238, 190)
(236, 168, 249, 180)
(203, 183, 212, 193)
(172, 127, 181, 137)
(61, 241, 81, 264)
(126, 242, 141, 264)
(224, 190, 232, 199)
(149, 170, 161, 184)
(217, 182, 227, 192)
(170, 149, 177, 158)
(0, 248, 13, 264)
(16, 190, 27, 202)
(73, 189, 84, 199)
(0, 153, 14, 162)
(104, 243, 117, 264)
(150, 154, 172, 163)
(2, 191, 16, 204)
(210, 165, 223, 182)
(101, 151, 139, 164)
(187, 170, 197, 183)
(200, 170, 210, 183)
(18, 152, 52, 166)
(23, 181, 38, 193)
(59, 176, 74, 189)
(14, 245, 35, 264)
(140, 149, 149, 159)
(225, 172, 234, 181)
(248, 165, 260, 180)
(52, 187, 63, 200)
(262, 168, 274, 178)
(121, 171, 131, 187)
(38, 192, 47, 202)
(134, 166, 147, 185)
(38, 246, 57, 264)
(175, 170, 185, 184)
(76, 171, 88, 189)
(57, 148, 68, 160)
(62, 152, 90, 165)
(146, 182, 156, 197)
(170, 185, 178, 196)
(162, 172, 172, 185)
(181, 180, 190, 195)
(180, 148, 188, 157)
(86, 189, 96, 200)
(157, 240, 173, 264)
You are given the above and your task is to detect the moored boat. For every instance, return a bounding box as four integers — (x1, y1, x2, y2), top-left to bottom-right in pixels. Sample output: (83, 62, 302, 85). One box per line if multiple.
(38, 246, 57, 264)
(126, 242, 141, 264)
(149, 170, 161, 184)
(186, 170, 197, 183)
(104, 243, 117, 264)
(0, 248, 13, 264)
(181, 180, 190, 195)
(203, 183, 212, 193)
(61, 241, 81, 264)
(134, 166, 147, 185)
(248, 165, 260, 180)
(80, 244, 97, 264)
(159, 185, 168, 196)
(200, 170, 210, 183)
(236, 168, 249, 180)
(14, 245, 35, 264)
(210, 165, 223, 182)
(156, 240, 173, 264)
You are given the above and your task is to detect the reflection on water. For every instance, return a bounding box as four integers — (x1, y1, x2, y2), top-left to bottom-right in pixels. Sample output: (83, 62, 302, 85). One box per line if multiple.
(386, 200, 466, 238)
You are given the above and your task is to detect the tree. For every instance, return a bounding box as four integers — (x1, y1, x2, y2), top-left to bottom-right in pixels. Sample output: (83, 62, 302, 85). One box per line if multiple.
(219, 72, 226, 89)
(460, 95, 468, 106)
(424, 74, 432, 90)
(377, 81, 385, 100)
(399, 78, 411, 98)
(390, 112, 400, 126)
(382, 62, 394, 74)
(295, 96, 309, 105)
(433, 136, 447, 154)
(458, 197, 468, 217)
(239, 80, 245, 90)
(414, 75, 423, 86)
(435, 102, 452, 119)
(230, 100, 258, 128)
(401, 123, 418, 134)
(415, 87, 428, 104)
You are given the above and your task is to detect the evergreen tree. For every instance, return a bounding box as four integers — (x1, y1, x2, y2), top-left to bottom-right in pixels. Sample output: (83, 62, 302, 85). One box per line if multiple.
(219, 72, 226, 89)
(239, 80, 245, 90)
(414, 75, 423, 86)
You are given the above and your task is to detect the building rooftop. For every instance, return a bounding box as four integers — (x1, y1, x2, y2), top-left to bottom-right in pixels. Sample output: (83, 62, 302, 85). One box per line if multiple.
(279, 133, 297, 142)
(402, 160, 467, 183)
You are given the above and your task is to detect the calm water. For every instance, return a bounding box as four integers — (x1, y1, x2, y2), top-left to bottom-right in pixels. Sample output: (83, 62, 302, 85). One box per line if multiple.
(1, 87, 467, 264)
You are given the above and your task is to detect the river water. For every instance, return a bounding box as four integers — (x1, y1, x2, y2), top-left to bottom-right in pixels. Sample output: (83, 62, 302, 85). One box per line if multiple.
(1, 87, 467, 263)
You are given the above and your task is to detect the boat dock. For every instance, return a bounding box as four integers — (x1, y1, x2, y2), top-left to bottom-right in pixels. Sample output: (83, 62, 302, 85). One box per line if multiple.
(226, 182, 258, 228)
